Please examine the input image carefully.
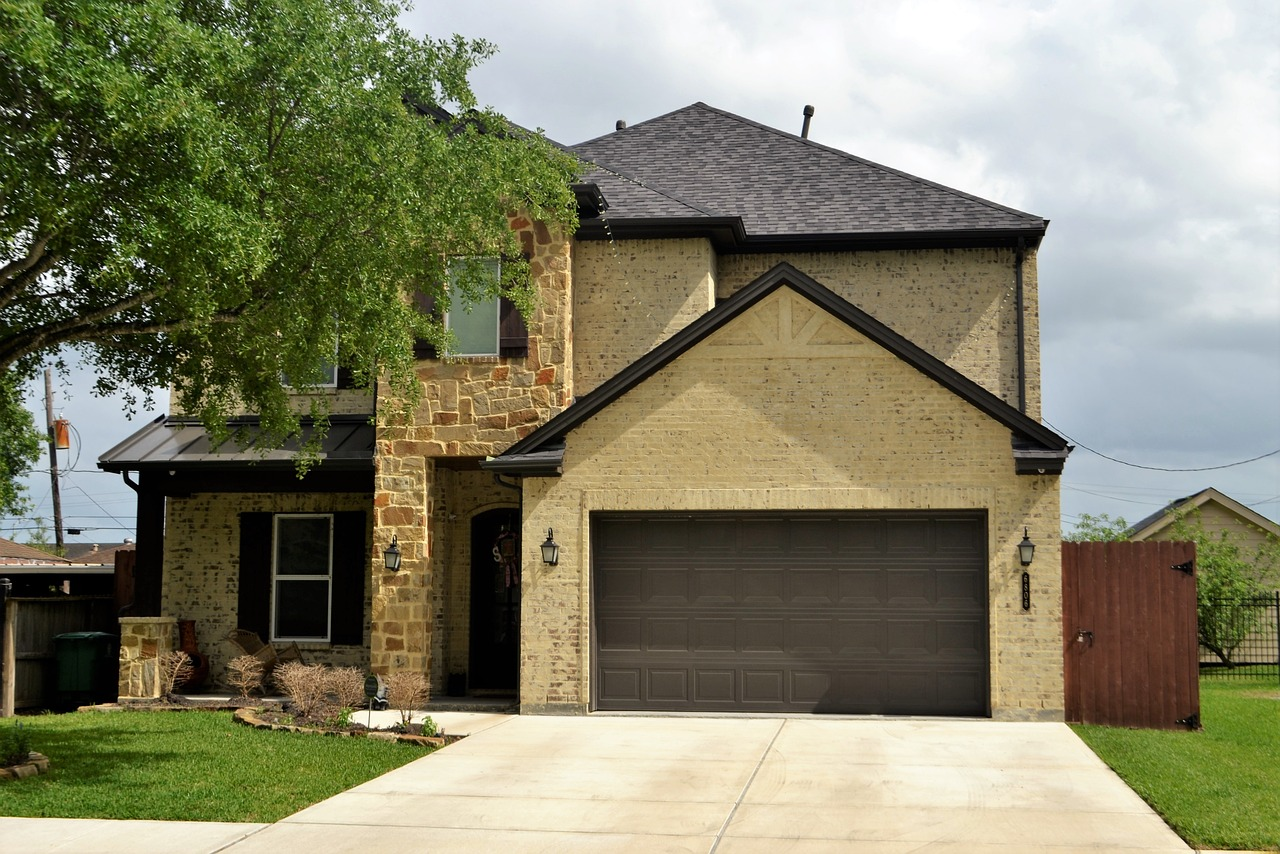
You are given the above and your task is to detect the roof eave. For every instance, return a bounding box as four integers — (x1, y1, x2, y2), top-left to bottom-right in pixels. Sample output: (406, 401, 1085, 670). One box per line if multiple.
(575, 218, 1045, 253)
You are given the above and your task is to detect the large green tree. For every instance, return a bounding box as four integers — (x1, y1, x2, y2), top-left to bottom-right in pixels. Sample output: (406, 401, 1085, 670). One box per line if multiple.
(0, 0, 579, 480)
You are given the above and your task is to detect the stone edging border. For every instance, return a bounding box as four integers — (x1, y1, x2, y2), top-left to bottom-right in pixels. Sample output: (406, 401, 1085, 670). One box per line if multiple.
(232, 708, 459, 747)
(1, 752, 50, 780)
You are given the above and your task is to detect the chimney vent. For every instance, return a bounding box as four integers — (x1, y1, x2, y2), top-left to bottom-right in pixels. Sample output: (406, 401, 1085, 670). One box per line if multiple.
(801, 105, 815, 139)
(616, 120, 627, 131)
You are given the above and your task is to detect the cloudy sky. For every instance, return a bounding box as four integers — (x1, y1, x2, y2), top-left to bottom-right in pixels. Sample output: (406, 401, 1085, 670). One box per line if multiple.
(9, 0, 1278, 545)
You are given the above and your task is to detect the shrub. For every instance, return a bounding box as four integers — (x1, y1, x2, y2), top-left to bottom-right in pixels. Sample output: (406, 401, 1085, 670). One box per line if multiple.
(156, 651, 193, 698)
(273, 662, 330, 722)
(226, 655, 266, 699)
(385, 671, 430, 729)
(1, 721, 32, 766)
(326, 667, 367, 710)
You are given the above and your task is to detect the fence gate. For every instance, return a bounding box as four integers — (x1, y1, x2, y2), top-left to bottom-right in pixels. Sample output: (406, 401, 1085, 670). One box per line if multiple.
(1062, 541, 1199, 729)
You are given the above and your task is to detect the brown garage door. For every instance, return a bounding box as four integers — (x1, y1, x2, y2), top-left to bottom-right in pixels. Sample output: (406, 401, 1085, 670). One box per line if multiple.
(593, 511, 989, 715)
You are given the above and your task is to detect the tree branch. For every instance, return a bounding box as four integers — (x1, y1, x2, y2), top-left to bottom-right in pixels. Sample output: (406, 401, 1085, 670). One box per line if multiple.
(0, 234, 56, 311)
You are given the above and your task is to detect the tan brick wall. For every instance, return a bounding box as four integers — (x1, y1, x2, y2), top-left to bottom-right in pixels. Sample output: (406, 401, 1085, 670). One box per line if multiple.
(161, 491, 373, 687)
(717, 247, 1041, 417)
(572, 238, 716, 394)
(518, 286, 1062, 719)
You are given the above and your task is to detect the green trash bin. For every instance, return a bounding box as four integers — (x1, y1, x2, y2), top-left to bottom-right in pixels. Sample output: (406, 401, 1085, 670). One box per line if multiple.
(53, 632, 119, 708)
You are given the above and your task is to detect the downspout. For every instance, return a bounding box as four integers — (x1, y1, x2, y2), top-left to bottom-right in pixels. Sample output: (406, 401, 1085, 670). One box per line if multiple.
(1014, 237, 1027, 414)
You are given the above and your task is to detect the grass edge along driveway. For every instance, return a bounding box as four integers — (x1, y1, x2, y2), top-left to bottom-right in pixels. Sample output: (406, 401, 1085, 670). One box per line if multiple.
(1072, 678, 1280, 852)
(0, 709, 429, 823)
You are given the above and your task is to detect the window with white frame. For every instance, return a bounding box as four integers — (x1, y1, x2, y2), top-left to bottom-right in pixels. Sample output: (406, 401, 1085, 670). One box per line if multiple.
(445, 257, 501, 356)
(271, 514, 334, 642)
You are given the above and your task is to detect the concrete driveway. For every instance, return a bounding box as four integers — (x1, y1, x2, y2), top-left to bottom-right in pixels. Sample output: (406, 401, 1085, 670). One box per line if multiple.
(3, 715, 1192, 853)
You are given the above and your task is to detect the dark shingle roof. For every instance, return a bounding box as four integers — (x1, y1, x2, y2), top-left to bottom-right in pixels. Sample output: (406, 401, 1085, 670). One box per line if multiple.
(570, 103, 1046, 249)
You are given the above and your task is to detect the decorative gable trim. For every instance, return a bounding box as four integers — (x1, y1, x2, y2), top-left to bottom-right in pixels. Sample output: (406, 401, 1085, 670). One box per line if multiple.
(482, 262, 1069, 477)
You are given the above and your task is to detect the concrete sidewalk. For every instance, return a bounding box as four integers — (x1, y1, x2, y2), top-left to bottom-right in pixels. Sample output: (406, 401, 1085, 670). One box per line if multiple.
(3, 715, 1202, 853)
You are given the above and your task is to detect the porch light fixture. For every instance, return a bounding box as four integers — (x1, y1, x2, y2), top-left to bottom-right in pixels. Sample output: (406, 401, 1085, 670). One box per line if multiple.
(383, 535, 402, 572)
(540, 529, 559, 566)
(1017, 528, 1036, 567)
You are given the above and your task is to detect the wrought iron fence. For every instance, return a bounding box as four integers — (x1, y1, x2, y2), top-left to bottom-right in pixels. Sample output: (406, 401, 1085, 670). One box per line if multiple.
(1199, 593, 1280, 682)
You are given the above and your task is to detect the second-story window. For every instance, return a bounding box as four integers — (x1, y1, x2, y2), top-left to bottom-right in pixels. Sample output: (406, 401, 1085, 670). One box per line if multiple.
(445, 258, 502, 357)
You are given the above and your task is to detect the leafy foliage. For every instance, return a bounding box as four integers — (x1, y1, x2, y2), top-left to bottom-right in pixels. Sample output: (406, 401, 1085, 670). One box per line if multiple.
(1, 0, 579, 470)
(1169, 510, 1277, 665)
(0, 374, 42, 517)
(1, 720, 33, 766)
(1063, 512, 1130, 542)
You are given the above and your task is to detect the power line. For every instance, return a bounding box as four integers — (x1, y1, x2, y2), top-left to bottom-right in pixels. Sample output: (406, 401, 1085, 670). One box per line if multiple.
(1044, 419, 1280, 472)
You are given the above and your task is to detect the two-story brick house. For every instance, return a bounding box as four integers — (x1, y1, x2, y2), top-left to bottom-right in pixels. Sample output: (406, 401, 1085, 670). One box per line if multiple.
(101, 102, 1069, 719)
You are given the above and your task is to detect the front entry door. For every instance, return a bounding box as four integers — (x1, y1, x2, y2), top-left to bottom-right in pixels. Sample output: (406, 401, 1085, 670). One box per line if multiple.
(468, 508, 521, 691)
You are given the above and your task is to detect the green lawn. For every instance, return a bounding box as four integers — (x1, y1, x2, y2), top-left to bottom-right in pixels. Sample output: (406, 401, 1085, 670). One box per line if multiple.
(1072, 678, 1280, 851)
(0, 709, 429, 823)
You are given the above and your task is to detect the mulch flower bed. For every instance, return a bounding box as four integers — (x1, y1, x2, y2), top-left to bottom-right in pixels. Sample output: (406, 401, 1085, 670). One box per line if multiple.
(232, 707, 465, 747)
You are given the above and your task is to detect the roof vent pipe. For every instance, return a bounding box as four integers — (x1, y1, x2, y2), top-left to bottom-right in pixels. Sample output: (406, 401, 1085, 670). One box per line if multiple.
(616, 119, 626, 131)
(801, 105, 815, 139)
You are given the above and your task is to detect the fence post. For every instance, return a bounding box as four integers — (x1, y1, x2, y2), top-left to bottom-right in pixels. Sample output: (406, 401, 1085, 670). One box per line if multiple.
(2, 598, 15, 717)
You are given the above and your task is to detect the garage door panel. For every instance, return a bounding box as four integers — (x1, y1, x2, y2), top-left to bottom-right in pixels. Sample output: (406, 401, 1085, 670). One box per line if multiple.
(648, 617, 689, 651)
(593, 512, 988, 715)
(837, 618, 885, 654)
(789, 618, 834, 653)
(647, 568, 690, 605)
(742, 669, 785, 703)
(596, 567, 643, 604)
(742, 568, 785, 604)
(597, 616, 642, 651)
(886, 569, 934, 605)
(693, 568, 736, 603)
(837, 569, 883, 604)
(789, 568, 835, 604)
(742, 618, 786, 652)
(694, 618, 736, 651)
(695, 670, 736, 702)
(740, 519, 789, 554)
(599, 668, 641, 703)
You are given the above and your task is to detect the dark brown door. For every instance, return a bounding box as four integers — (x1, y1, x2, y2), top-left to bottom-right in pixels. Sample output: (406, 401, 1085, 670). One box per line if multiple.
(469, 508, 520, 691)
(593, 511, 988, 715)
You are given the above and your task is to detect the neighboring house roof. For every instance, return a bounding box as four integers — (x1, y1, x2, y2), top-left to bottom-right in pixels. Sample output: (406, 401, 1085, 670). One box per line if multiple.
(64, 542, 134, 563)
(484, 262, 1069, 477)
(98, 415, 374, 473)
(1127, 487, 1280, 541)
(0, 536, 70, 565)
(570, 103, 1048, 251)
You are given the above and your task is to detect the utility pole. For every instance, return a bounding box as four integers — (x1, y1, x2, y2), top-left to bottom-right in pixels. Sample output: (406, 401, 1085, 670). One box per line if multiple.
(43, 368, 64, 554)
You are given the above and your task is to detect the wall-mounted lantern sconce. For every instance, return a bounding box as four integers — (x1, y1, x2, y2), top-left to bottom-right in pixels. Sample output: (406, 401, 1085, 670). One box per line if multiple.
(540, 529, 559, 566)
(383, 535, 402, 572)
(1017, 528, 1036, 567)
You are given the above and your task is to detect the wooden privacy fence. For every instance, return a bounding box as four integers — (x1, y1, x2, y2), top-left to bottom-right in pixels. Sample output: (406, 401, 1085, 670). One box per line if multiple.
(1062, 541, 1199, 729)
(1, 596, 116, 716)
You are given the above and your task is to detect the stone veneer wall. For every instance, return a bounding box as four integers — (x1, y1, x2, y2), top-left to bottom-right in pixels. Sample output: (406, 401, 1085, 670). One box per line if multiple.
(518, 287, 1062, 719)
(572, 238, 715, 395)
(118, 617, 177, 700)
(717, 248, 1041, 418)
(161, 491, 372, 687)
(371, 217, 572, 679)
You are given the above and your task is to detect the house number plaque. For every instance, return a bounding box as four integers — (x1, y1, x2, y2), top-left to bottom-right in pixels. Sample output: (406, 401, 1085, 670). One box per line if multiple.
(1021, 571, 1031, 611)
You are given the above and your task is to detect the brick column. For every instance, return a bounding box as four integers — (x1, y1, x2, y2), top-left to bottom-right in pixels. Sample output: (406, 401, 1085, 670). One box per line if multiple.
(371, 446, 431, 678)
(117, 617, 177, 700)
